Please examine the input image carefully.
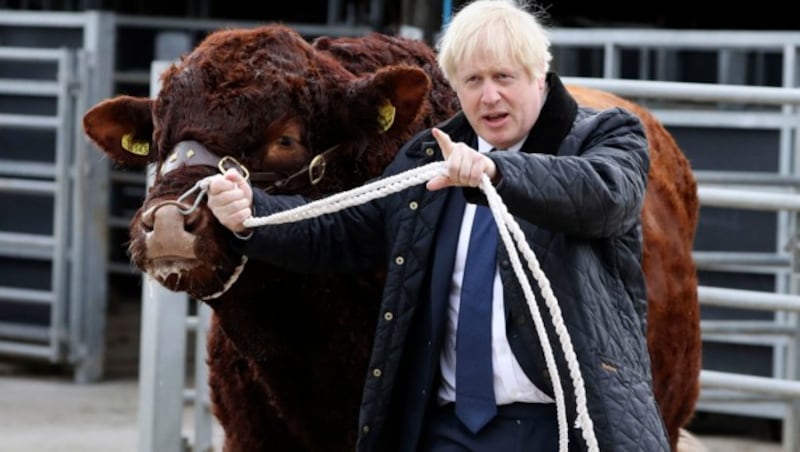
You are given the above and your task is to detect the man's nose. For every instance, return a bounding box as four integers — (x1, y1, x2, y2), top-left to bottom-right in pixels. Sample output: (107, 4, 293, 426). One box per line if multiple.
(481, 82, 501, 103)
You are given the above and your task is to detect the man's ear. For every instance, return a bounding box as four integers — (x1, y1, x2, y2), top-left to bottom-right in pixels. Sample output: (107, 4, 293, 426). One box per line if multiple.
(343, 65, 431, 138)
(82, 95, 155, 168)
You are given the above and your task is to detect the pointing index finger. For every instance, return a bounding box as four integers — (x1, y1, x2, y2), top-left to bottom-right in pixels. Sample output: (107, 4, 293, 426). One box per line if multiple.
(432, 127, 454, 159)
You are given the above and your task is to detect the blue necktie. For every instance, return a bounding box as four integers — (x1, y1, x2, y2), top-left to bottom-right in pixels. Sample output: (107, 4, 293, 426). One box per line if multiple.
(455, 203, 498, 433)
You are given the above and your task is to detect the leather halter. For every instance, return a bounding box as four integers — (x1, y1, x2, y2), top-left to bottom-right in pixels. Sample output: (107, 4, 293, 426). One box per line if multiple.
(160, 140, 344, 193)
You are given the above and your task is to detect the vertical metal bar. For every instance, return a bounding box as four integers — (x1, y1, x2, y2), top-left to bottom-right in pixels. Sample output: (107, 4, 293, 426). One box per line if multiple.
(327, 0, 340, 25)
(773, 44, 792, 392)
(784, 42, 800, 452)
(786, 208, 800, 452)
(638, 48, 650, 80)
(50, 48, 72, 363)
(655, 48, 667, 81)
(781, 44, 799, 372)
(603, 42, 617, 79)
(68, 45, 88, 379)
(72, 10, 116, 383)
(788, 401, 800, 452)
(718, 49, 729, 84)
(781, 44, 796, 180)
(192, 302, 213, 451)
(137, 277, 189, 452)
(369, 0, 383, 30)
(656, 49, 682, 82)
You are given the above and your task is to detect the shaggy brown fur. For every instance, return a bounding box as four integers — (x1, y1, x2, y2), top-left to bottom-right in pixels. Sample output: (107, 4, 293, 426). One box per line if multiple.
(83, 25, 699, 451)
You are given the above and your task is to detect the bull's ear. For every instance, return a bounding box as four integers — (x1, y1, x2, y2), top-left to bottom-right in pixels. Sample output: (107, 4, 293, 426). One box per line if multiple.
(82, 95, 155, 168)
(348, 65, 430, 137)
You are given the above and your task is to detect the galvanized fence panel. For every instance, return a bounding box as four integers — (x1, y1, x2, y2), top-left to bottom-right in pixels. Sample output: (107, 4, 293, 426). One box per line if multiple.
(0, 10, 115, 383)
(0, 46, 76, 363)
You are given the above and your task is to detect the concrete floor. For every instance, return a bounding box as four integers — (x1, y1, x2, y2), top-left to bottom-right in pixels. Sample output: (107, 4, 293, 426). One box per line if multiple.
(0, 371, 785, 452)
(0, 372, 223, 452)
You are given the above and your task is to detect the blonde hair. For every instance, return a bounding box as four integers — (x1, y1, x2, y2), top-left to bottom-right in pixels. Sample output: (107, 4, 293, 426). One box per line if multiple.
(436, 0, 552, 84)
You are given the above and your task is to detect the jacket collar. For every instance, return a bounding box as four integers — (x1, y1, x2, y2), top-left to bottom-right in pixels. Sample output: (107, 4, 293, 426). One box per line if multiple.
(421, 72, 578, 157)
(522, 72, 578, 155)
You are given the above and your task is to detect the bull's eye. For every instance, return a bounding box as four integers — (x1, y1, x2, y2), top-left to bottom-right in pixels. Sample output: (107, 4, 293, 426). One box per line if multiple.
(277, 135, 294, 147)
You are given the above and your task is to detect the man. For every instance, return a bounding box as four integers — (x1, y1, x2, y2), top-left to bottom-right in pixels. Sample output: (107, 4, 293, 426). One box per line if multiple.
(207, 0, 669, 450)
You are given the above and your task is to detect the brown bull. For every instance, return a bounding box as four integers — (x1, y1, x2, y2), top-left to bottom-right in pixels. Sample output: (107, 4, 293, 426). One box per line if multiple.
(82, 24, 700, 451)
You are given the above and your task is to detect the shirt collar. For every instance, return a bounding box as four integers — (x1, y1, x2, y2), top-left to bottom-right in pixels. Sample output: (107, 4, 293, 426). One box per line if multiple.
(477, 135, 526, 153)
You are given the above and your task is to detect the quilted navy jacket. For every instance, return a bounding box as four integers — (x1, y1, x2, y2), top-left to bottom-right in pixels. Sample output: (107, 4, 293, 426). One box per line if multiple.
(244, 73, 670, 451)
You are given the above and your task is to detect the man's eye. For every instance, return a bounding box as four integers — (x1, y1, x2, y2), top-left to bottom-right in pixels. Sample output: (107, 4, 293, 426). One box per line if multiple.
(278, 136, 294, 147)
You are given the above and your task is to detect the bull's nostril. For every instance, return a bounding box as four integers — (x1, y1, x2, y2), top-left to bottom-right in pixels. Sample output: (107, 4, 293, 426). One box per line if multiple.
(184, 209, 202, 233)
(140, 209, 155, 231)
(145, 202, 198, 260)
(142, 202, 195, 237)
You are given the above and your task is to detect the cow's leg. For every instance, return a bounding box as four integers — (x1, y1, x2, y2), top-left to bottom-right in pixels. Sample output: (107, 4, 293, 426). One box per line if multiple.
(643, 184, 702, 451)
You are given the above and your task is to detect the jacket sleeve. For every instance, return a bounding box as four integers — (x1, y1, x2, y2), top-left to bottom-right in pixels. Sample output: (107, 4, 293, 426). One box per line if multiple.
(487, 107, 649, 239)
(240, 190, 386, 273)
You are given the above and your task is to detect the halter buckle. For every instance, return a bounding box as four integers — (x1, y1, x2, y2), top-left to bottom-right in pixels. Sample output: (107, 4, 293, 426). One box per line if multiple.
(308, 154, 326, 185)
(218, 155, 250, 180)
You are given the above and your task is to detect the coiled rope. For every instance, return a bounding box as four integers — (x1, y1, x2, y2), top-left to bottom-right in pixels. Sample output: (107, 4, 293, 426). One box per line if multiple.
(241, 160, 599, 452)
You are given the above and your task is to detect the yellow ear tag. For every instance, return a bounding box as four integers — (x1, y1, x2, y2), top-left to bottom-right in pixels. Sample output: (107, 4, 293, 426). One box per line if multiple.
(377, 101, 396, 134)
(121, 133, 150, 156)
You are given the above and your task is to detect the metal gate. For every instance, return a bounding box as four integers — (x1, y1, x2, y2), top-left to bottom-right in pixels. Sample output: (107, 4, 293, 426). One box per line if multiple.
(0, 11, 114, 382)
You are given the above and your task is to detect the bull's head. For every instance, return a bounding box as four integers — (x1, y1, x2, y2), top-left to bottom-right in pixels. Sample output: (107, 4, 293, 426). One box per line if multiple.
(82, 25, 434, 301)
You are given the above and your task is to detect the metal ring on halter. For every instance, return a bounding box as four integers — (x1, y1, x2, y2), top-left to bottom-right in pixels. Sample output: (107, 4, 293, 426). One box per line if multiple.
(218, 155, 250, 180)
(308, 154, 326, 185)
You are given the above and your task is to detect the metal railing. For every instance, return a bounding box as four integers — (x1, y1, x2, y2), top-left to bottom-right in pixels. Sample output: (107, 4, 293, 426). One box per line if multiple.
(695, 189, 800, 452)
(0, 46, 77, 363)
(0, 10, 115, 383)
(550, 28, 800, 86)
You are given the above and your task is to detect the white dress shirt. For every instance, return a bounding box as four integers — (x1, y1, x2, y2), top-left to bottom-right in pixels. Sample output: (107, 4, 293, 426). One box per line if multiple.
(437, 136, 554, 406)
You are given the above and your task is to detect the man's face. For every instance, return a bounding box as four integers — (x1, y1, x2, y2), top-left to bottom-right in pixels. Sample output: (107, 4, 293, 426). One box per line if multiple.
(453, 55, 545, 150)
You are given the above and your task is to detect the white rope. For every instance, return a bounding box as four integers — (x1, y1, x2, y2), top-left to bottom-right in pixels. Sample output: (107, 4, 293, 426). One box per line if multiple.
(244, 162, 445, 227)
(199, 255, 248, 301)
(242, 161, 599, 451)
(480, 173, 598, 452)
